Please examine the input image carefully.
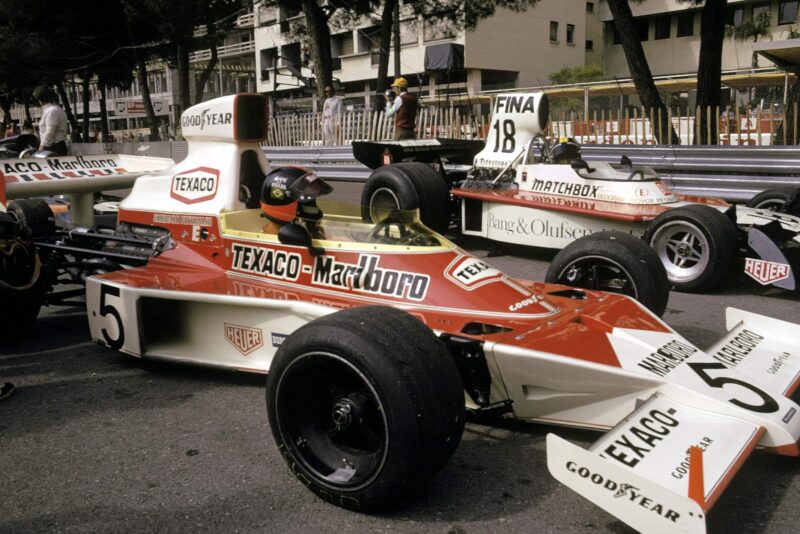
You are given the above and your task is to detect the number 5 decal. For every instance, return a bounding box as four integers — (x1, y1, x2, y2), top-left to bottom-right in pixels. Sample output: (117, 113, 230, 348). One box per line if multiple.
(99, 284, 125, 350)
(687, 362, 779, 413)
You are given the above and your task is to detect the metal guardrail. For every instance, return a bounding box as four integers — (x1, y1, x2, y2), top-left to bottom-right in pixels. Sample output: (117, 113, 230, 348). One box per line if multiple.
(264, 144, 800, 202)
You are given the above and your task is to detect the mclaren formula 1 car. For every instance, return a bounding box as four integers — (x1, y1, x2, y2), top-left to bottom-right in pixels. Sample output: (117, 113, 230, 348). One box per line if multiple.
(355, 93, 800, 295)
(3, 94, 800, 534)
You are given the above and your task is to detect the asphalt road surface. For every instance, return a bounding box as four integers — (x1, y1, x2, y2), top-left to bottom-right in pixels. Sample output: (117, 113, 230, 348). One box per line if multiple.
(2, 183, 799, 533)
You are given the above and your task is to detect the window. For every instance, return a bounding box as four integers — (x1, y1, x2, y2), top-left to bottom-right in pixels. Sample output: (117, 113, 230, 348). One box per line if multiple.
(636, 18, 649, 41)
(610, 22, 621, 44)
(727, 6, 744, 27)
(586, 2, 594, 13)
(655, 15, 671, 39)
(566, 24, 575, 44)
(585, 39, 593, 50)
(550, 21, 559, 42)
(400, 20, 418, 45)
(753, 2, 770, 19)
(423, 19, 456, 41)
(779, 0, 799, 24)
(677, 12, 694, 37)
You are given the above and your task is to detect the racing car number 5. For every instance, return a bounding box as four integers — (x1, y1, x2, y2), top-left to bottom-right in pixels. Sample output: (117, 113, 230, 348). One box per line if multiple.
(98, 284, 125, 350)
(688, 362, 779, 413)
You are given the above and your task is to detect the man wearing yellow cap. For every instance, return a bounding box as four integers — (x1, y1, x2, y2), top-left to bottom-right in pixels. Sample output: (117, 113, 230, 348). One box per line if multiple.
(384, 77, 418, 140)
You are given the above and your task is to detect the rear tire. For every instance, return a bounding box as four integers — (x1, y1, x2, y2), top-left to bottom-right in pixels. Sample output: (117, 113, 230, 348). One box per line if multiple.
(0, 238, 45, 336)
(644, 204, 738, 292)
(746, 189, 792, 211)
(361, 162, 450, 234)
(545, 231, 669, 316)
(266, 306, 465, 511)
(7, 198, 55, 238)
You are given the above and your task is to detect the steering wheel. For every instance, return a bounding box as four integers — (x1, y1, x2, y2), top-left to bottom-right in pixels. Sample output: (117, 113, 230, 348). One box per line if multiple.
(367, 217, 410, 244)
(528, 133, 552, 164)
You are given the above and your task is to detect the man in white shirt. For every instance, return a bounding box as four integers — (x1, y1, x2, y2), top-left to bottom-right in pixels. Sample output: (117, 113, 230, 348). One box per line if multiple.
(322, 86, 343, 145)
(33, 86, 68, 155)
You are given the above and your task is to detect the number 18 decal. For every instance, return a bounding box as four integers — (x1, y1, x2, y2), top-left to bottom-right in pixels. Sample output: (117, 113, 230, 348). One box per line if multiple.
(98, 284, 125, 350)
(492, 119, 515, 153)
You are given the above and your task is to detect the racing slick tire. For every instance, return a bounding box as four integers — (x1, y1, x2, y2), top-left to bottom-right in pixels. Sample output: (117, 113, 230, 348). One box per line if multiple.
(0, 230, 46, 336)
(644, 204, 738, 292)
(7, 198, 55, 238)
(545, 231, 669, 317)
(361, 162, 450, 235)
(747, 189, 792, 211)
(266, 306, 465, 511)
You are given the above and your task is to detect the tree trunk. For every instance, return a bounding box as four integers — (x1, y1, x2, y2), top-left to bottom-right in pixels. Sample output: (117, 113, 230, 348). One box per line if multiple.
(393, 0, 400, 77)
(775, 74, 800, 145)
(695, 0, 728, 145)
(55, 81, 81, 141)
(301, 0, 333, 101)
(98, 80, 110, 142)
(606, 0, 679, 144)
(375, 0, 396, 109)
(194, 29, 219, 104)
(81, 75, 91, 141)
(176, 43, 192, 119)
(23, 93, 32, 125)
(137, 58, 160, 141)
(0, 96, 11, 129)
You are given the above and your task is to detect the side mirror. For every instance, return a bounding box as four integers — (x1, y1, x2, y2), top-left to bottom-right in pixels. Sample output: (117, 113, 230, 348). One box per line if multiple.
(570, 158, 594, 172)
(278, 222, 325, 256)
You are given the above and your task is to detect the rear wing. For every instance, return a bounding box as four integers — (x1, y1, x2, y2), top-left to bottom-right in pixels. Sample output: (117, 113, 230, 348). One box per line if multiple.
(547, 392, 765, 533)
(1, 154, 173, 225)
(352, 138, 483, 170)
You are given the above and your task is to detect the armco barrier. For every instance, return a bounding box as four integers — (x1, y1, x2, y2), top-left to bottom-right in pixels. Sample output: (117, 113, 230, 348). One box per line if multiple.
(68, 142, 800, 202)
(264, 144, 800, 202)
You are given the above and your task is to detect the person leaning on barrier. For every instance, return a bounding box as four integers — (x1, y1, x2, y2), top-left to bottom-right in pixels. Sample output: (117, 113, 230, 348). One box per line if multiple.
(384, 77, 418, 140)
(33, 86, 68, 156)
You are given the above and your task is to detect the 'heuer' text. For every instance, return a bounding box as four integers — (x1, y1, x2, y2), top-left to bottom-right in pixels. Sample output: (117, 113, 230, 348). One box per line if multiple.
(313, 254, 429, 300)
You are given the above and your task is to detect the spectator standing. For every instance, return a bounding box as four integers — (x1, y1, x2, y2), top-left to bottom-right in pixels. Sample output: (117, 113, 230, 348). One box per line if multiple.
(384, 77, 417, 140)
(33, 86, 68, 155)
(321, 86, 343, 145)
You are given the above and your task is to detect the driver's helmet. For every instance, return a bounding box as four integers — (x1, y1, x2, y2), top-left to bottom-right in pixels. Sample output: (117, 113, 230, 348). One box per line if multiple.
(551, 137, 581, 164)
(260, 166, 332, 224)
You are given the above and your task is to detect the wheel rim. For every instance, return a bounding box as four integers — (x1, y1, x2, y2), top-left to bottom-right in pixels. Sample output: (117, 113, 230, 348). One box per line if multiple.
(556, 255, 639, 299)
(649, 221, 710, 284)
(753, 198, 785, 210)
(274, 352, 389, 491)
(369, 187, 401, 223)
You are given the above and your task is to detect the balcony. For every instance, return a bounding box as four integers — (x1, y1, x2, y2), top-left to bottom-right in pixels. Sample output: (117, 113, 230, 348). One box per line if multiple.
(189, 40, 256, 62)
(236, 13, 254, 28)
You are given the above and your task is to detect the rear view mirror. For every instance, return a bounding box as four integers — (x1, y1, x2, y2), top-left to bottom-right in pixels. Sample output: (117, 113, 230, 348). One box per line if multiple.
(278, 222, 324, 256)
(570, 158, 595, 172)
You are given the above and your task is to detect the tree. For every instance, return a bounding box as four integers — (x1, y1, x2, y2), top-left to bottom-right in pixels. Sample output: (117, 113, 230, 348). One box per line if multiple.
(693, 0, 728, 145)
(606, 0, 679, 144)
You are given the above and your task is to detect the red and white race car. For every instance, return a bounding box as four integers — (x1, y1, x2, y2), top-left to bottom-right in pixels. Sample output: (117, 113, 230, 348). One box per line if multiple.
(2, 95, 800, 533)
(356, 93, 800, 295)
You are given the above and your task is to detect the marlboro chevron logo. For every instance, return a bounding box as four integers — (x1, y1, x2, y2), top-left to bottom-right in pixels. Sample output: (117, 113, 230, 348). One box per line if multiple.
(744, 257, 791, 285)
(224, 323, 263, 355)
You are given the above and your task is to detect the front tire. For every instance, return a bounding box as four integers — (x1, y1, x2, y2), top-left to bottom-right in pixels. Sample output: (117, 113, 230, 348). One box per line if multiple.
(545, 231, 669, 316)
(644, 204, 738, 292)
(360, 162, 450, 234)
(746, 189, 791, 211)
(266, 306, 465, 511)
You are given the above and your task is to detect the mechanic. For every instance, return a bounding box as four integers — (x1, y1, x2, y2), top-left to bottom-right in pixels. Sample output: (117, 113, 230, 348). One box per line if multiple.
(260, 166, 332, 238)
(384, 77, 418, 140)
(550, 137, 582, 164)
(33, 86, 68, 156)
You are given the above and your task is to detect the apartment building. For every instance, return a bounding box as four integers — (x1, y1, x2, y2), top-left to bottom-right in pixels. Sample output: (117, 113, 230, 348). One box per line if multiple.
(253, 0, 590, 111)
